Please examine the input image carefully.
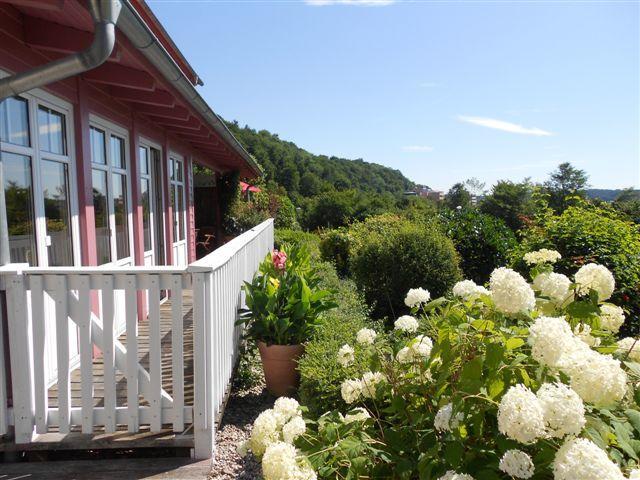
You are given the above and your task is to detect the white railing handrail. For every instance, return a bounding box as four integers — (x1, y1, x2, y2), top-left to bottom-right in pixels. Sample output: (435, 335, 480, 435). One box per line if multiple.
(189, 218, 274, 272)
(15, 265, 190, 275)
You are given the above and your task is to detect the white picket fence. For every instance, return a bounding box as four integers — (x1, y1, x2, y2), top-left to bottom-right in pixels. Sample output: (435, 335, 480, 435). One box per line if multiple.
(0, 218, 274, 460)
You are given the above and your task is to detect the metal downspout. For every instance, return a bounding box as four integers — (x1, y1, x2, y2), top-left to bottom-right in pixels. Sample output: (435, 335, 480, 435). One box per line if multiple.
(0, 0, 122, 266)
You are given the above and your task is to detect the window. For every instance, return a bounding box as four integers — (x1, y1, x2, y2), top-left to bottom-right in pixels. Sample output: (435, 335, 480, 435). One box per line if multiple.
(1, 92, 75, 267)
(90, 118, 131, 264)
(169, 156, 185, 242)
(139, 146, 152, 252)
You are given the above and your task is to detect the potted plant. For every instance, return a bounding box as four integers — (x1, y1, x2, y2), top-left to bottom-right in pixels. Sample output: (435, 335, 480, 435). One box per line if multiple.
(238, 244, 336, 396)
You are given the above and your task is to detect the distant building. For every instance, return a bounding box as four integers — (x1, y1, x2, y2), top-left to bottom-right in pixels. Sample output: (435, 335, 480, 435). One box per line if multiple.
(413, 185, 445, 201)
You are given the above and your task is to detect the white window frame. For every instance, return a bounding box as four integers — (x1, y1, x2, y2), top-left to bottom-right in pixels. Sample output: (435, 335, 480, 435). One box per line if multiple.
(139, 137, 165, 264)
(89, 114, 134, 266)
(169, 152, 187, 265)
(0, 70, 81, 268)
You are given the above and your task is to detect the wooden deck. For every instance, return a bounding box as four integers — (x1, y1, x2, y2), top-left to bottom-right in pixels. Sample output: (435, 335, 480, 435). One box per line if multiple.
(1, 291, 196, 453)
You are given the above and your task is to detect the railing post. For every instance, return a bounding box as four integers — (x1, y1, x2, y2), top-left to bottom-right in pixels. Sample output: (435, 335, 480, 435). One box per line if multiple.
(192, 268, 214, 460)
(5, 267, 35, 443)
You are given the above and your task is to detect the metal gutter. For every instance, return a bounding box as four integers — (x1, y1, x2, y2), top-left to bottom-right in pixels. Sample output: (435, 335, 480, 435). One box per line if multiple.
(117, 0, 262, 176)
(0, 0, 122, 267)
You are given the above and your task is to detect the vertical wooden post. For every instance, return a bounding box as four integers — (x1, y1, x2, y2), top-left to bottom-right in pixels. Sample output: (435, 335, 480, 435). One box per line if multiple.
(192, 269, 213, 460)
(6, 269, 34, 443)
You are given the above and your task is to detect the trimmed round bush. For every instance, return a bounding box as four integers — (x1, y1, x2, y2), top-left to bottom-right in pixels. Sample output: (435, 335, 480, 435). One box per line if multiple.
(440, 208, 518, 284)
(319, 228, 351, 276)
(350, 217, 462, 320)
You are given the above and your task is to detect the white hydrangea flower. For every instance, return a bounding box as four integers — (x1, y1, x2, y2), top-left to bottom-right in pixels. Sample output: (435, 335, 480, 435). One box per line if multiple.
(337, 344, 355, 367)
(532, 272, 572, 304)
(497, 385, 547, 444)
(361, 371, 386, 398)
(452, 280, 490, 301)
(262, 442, 316, 480)
(282, 416, 306, 444)
(490, 267, 536, 314)
(617, 337, 640, 362)
(536, 383, 586, 438)
(405, 287, 431, 307)
(434, 403, 463, 432)
(249, 409, 280, 456)
(438, 471, 475, 480)
(343, 407, 371, 424)
(574, 323, 601, 347)
(236, 439, 249, 458)
(499, 450, 535, 479)
(394, 315, 419, 333)
(553, 438, 625, 480)
(568, 353, 627, 406)
(274, 397, 301, 423)
(600, 304, 626, 333)
(524, 248, 562, 265)
(340, 379, 363, 404)
(397, 335, 434, 364)
(356, 328, 377, 345)
(575, 263, 615, 301)
(528, 316, 574, 368)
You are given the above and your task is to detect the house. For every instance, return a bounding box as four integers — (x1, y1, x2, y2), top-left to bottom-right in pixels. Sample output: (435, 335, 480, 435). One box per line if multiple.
(0, 0, 271, 460)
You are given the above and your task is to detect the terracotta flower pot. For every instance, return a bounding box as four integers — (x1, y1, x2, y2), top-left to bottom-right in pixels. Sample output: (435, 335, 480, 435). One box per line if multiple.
(258, 342, 305, 397)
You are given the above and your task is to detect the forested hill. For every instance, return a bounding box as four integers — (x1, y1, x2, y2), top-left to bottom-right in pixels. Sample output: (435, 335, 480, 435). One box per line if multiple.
(225, 120, 414, 198)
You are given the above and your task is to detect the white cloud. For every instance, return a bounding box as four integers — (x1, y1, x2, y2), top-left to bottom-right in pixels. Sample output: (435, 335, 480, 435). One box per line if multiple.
(402, 145, 433, 152)
(457, 115, 553, 136)
(305, 0, 395, 5)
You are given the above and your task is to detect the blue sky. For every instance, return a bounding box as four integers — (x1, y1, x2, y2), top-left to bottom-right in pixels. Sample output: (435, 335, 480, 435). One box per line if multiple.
(148, 0, 639, 191)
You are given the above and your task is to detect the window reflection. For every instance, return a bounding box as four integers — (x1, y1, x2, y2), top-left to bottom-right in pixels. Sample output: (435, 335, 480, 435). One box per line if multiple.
(38, 106, 66, 155)
(90, 127, 106, 165)
(2, 151, 36, 264)
(0, 97, 30, 147)
(92, 169, 111, 265)
(111, 135, 125, 169)
(141, 177, 151, 251)
(41, 159, 73, 266)
(112, 173, 130, 260)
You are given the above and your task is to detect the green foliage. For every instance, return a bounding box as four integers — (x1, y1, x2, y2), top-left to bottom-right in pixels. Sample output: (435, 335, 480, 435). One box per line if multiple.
(440, 208, 517, 284)
(225, 120, 413, 199)
(543, 162, 589, 213)
(318, 229, 352, 276)
(517, 204, 640, 335)
(275, 229, 320, 258)
(229, 184, 299, 234)
(217, 170, 240, 234)
(614, 188, 640, 224)
(238, 244, 337, 345)
(480, 179, 535, 231)
(349, 216, 462, 320)
(296, 263, 640, 479)
(298, 262, 376, 415)
(444, 182, 472, 210)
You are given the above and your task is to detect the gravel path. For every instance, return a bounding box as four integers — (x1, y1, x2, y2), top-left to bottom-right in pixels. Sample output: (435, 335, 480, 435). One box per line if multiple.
(209, 349, 273, 479)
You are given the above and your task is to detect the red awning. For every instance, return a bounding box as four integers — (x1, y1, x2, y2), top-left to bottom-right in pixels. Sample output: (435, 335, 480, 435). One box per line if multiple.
(240, 181, 261, 193)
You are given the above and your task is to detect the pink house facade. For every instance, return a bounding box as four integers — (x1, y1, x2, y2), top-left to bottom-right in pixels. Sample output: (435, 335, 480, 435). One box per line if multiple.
(0, 0, 270, 459)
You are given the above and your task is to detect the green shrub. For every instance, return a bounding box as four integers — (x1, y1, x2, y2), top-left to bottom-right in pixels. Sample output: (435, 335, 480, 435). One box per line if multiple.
(275, 229, 320, 257)
(318, 228, 352, 276)
(298, 262, 376, 415)
(516, 204, 640, 335)
(440, 208, 518, 284)
(350, 217, 462, 320)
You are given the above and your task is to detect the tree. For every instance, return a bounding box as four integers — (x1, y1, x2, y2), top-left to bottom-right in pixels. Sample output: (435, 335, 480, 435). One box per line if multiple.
(543, 162, 589, 212)
(464, 177, 486, 197)
(480, 179, 534, 231)
(614, 188, 640, 224)
(445, 183, 472, 209)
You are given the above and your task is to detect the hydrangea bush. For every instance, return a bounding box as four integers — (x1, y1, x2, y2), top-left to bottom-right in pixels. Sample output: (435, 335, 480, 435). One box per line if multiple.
(247, 249, 640, 479)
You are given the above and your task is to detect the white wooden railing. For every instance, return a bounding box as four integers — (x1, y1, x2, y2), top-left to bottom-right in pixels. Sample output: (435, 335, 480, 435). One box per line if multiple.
(0, 218, 274, 460)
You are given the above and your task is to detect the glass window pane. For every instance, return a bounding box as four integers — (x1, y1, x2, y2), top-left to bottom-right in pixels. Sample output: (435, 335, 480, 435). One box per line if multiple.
(0, 97, 30, 147)
(141, 178, 151, 251)
(177, 184, 185, 241)
(90, 127, 106, 165)
(139, 146, 148, 175)
(110, 135, 125, 169)
(169, 158, 175, 181)
(176, 160, 183, 182)
(92, 169, 111, 265)
(2, 151, 36, 265)
(41, 159, 73, 266)
(38, 106, 66, 155)
(112, 173, 130, 260)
